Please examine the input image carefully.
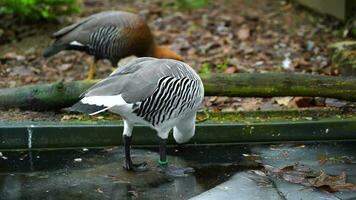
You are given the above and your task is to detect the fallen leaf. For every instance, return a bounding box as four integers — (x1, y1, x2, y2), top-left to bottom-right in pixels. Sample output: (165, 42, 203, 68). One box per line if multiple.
(265, 164, 356, 193)
(128, 189, 139, 197)
(291, 97, 312, 108)
(307, 171, 354, 193)
(318, 155, 328, 165)
(274, 97, 293, 106)
(57, 63, 73, 71)
(22, 75, 39, 84)
(242, 153, 262, 164)
(293, 57, 311, 68)
(224, 66, 237, 74)
(317, 155, 354, 165)
(2, 52, 25, 61)
(293, 144, 306, 149)
(96, 188, 104, 194)
(236, 26, 250, 40)
(105, 175, 130, 183)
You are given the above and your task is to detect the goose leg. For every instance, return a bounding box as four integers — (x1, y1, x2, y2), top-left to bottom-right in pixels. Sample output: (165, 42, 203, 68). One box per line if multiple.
(87, 58, 98, 80)
(122, 135, 147, 172)
(157, 137, 194, 177)
(122, 121, 147, 172)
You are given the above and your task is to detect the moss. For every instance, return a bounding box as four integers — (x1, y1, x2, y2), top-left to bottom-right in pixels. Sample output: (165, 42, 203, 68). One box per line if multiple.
(330, 41, 356, 76)
(2, 74, 356, 110)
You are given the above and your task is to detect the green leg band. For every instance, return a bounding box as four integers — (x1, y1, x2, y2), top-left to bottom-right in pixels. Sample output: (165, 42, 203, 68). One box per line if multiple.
(158, 159, 168, 166)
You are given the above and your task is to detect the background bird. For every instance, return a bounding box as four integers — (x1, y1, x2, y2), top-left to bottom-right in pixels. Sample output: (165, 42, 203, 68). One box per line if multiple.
(71, 57, 204, 176)
(43, 11, 183, 79)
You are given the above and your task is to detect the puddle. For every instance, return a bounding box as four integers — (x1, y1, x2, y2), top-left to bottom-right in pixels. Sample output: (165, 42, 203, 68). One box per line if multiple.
(0, 145, 257, 200)
(3, 142, 354, 199)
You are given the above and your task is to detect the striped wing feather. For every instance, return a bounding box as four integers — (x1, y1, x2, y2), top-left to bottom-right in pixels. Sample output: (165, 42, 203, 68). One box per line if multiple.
(82, 58, 199, 103)
(52, 11, 142, 46)
(78, 58, 203, 125)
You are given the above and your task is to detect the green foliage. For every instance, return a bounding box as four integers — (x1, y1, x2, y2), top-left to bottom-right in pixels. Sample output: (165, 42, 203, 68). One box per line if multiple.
(199, 59, 231, 74)
(162, 0, 210, 11)
(0, 0, 80, 21)
(216, 61, 229, 72)
(352, 28, 356, 38)
(175, 0, 210, 10)
(199, 63, 212, 74)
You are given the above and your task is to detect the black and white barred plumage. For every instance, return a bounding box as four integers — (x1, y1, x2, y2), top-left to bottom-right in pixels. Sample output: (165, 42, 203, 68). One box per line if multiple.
(71, 57, 204, 143)
(134, 76, 201, 126)
(43, 11, 154, 66)
(88, 26, 122, 64)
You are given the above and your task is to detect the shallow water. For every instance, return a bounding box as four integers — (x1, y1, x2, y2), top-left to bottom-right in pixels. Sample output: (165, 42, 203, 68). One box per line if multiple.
(0, 145, 258, 200)
(1, 142, 356, 200)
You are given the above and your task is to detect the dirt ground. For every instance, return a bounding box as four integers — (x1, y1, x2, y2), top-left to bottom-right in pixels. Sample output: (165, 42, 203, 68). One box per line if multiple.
(0, 0, 352, 121)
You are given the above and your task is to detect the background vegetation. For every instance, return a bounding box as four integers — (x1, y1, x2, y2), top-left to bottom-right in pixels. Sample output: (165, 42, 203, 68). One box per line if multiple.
(0, 0, 80, 21)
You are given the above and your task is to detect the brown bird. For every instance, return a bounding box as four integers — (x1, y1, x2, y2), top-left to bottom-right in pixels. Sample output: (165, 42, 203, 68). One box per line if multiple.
(43, 11, 183, 79)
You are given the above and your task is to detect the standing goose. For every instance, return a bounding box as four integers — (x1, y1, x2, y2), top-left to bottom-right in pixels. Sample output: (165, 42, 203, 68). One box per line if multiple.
(71, 57, 204, 176)
(43, 11, 183, 79)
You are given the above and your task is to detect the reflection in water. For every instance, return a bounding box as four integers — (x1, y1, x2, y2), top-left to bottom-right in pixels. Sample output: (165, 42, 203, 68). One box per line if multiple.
(0, 145, 255, 200)
(1, 176, 22, 200)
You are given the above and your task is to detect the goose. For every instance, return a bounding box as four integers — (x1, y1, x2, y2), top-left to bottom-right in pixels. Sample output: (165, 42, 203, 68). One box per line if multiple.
(44, 11, 183, 79)
(71, 57, 204, 176)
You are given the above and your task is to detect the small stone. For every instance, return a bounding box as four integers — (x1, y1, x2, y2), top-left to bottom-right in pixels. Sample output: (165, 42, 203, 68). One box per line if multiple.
(254, 61, 264, 66)
(282, 56, 291, 70)
(57, 63, 73, 71)
(9, 66, 33, 76)
(305, 40, 314, 51)
(172, 37, 190, 52)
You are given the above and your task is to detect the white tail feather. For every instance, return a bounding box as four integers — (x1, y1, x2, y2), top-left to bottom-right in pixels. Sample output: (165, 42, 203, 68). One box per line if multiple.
(70, 41, 84, 46)
(89, 107, 111, 115)
(81, 95, 127, 108)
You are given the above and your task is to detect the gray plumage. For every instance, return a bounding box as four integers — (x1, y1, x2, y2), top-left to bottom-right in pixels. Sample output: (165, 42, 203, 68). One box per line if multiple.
(71, 57, 204, 129)
(71, 57, 203, 174)
(43, 11, 154, 66)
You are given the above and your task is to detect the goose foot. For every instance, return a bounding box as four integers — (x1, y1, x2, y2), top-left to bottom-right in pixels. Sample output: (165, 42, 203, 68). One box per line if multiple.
(158, 165, 194, 177)
(123, 161, 148, 172)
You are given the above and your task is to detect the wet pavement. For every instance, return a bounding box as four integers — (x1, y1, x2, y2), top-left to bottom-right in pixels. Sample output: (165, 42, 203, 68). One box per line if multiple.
(194, 142, 356, 200)
(0, 145, 256, 200)
(0, 142, 356, 199)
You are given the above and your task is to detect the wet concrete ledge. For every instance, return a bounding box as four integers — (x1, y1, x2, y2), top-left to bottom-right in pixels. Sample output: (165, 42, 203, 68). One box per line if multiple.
(1, 118, 356, 150)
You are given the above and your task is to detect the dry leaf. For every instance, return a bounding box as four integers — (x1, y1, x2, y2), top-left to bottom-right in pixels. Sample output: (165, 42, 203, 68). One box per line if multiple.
(128, 190, 139, 198)
(96, 188, 104, 193)
(274, 97, 293, 106)
(2, 52, 25, 61)
(293, 144, 306, 149)
(224, 66, 237, 74)
(266, 164, 356, 193)
(318, 155, 328, 165)
(58, 63, 73, 71)
(292, 97, 312, 107)
(236, 26, 250, 40)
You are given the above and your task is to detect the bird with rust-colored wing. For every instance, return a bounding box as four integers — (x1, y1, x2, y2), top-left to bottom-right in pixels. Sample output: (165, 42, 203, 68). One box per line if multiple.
(43, 11, 183, 79)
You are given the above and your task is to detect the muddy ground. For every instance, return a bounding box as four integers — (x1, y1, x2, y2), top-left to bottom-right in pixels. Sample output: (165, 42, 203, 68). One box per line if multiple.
(0, 0, 353, 121)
